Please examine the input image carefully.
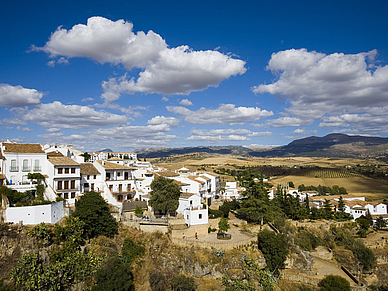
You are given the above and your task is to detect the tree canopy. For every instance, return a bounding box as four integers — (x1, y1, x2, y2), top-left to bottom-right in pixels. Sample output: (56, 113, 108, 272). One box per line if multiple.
(150, 176, 181, 215)
(318, 275, 350, 291)
(73, 191, 118, 239)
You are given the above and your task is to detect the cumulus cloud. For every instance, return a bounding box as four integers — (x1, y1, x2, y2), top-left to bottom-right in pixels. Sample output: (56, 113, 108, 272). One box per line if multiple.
(319, 106, 388, 134)
(293, 128, 317, 135)
(259, 116, 311, 128)
(36, 17, 246, 97)
(161, 97, 169, 102)
(186, 128, 272, 142)
(253, 48, 388, 134)
(0, 84, 43, 107)
(147, 116, 180, 127)
(166, 104, 273, 125)
(179, 99, 193, 106)
(23, 101, 127, 129)
(16, 126, 33, 132)
(253, 49, 388, 110)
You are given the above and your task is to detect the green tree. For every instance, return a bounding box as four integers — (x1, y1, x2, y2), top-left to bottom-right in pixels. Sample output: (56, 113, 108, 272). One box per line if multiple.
(150, 176, 181, 215)
(135, 206, 143, 218)
(318, 275, 350, 291)
(73, 191, 118, 239)
(218, 217, 230, 233)
(121, 237, 145, 264)
(257, 229, 289, 276)
(375, 217, 387, 230)
(171, 275, 197, 291)
(81, 152, 91, 162)
(92, 256, 134, 291)
(323, 199, 332, 219)
(27, 223, 53, 246)
(356, 216, 370, 238)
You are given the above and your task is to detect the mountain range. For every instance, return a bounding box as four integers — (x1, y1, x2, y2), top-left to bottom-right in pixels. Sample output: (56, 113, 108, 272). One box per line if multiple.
(135, 133, 388, 160)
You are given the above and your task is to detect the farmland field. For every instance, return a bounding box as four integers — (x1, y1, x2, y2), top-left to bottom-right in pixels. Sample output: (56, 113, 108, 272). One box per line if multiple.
(153, 154, 388, 201)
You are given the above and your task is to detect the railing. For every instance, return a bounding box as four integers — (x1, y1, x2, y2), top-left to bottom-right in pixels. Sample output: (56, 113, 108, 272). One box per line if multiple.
(10, 167, 18, 172)
(22, 167, 31, 172)
(33, 166, 41, 171)
(171, 236, 257, 250)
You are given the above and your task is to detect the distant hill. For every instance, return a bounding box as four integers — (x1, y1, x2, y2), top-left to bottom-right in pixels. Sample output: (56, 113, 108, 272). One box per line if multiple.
(249, 133, 388, 159)
(134, 134, 388, 160)
(98, 148, 113, 152)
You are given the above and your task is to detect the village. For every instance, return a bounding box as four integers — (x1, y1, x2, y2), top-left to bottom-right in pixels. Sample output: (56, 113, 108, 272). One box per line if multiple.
(1, 140, 387, 235)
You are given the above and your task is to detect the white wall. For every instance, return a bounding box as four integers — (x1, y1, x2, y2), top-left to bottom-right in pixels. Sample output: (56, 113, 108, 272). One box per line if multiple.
(184, 207, 208, 226)
(5, 201, 64, 225)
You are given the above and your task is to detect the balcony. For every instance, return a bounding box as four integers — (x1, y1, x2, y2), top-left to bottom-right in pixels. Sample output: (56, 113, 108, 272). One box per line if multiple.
(10, 166, 19, 172)
(22, 167, 31, 172)
(33, 166, 42, 172)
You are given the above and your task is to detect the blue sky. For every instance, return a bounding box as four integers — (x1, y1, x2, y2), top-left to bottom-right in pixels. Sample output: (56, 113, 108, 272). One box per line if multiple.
(1, 0, 388, 152)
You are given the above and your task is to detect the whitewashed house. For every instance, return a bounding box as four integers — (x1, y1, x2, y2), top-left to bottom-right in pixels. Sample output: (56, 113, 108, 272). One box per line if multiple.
(5, 201, 64, 225)
(177, 193, 208, 227)
(80, 163, 101, 193)
(1, 142, 47, 191)
(46, 156, 81, 205)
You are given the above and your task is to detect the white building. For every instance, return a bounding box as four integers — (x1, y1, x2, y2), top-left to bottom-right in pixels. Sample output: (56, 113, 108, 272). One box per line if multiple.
(46, 156, 81, 205)
(5, 201, 64, 225)
(1, 142, 47, 190)
(80, 163, 101, 193)
(177, 193, 208, 227)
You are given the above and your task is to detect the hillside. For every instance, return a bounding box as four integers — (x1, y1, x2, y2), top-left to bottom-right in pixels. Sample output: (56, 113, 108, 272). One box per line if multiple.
(135, 134, 388, 160)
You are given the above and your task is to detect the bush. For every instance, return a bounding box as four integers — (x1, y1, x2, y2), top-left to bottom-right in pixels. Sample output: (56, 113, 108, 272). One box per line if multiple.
(171, 275, 197, 291)
(27, 223, 53, 246)
(122, 237, 145, 264)
(92, 256, 134, 291)
(295, 229, 321, 251)
(208, 208, 223, 219)
(73, 191, 118, 239)
(257, 229, 289, 276)
(318, 275, 350, 291)
(149, 270, 168, 291)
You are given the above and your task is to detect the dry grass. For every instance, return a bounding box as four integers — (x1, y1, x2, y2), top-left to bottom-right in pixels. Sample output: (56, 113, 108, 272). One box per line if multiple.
(271, 175, 388, 201)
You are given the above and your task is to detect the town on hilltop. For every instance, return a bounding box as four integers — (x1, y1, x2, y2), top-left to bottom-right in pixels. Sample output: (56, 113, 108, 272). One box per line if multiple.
(2, 140, 388, 290)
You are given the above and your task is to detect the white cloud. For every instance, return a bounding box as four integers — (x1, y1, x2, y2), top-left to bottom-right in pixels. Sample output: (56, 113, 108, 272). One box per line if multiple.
(37, 17, 246, 97)
(252, 48, 388, 134)
(23, 101, 127, 129)
(260, 116, 311, 128)
(186, 128, 272, 143)
(162, 97, 169, 102)
(16, 126, 33, 132)
(253, 49, 388, 110)
(179, 99, 193, 106)
(293, 128, 317, 135)
(0, 84, 43, 107)
(166, 104, 273, 125)
(319, 106, 388, 134)
(147, 116, 180, 127)
(81, 97, 94, 102)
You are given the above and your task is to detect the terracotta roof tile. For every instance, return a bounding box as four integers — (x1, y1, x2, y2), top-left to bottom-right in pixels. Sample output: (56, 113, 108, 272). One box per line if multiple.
(97, 160, 135, 170)
(48, 156, 80, 166)
(80, 163, 101, 175)
(3, 143, 44, 154)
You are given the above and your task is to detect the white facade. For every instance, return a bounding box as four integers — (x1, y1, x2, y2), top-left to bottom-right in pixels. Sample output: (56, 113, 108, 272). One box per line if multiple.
(177, 194, 202, 214)
(183, 206, 208, 226)
(5, 201, 64, 225)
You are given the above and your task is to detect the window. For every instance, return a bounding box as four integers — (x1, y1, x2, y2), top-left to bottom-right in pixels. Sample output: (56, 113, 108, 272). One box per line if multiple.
(22, 159, 29, 171)
(199, 214, 202, 219)
(84, 183, 89, 188)
(87, 175, 90, 180)
(71, 168, 75, 174)
(71, 192, 75, 198)
(57, 181, 63, 190)
(10, 159, 17, 172)
(64, 180, 69, 189)
(65, 168, 69, 174)
(71, 180, 75, 189)
(64, 193, 69, 199)
(34, 160, 40, 171)
(93, 175, 96, 179)
(58, 168, 63, 174)
(91, 183, 94, 191)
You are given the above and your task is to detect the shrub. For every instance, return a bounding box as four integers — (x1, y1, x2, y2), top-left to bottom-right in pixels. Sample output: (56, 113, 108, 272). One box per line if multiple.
(295, 230, 321, 251)
(27, 223, 53, 246)
(208, 208, 223, 219)
(122, 237, 145, 264)
(149, 270, 168, 291)
(171, 275, 197, 291)
(318, 275, 350, 291)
